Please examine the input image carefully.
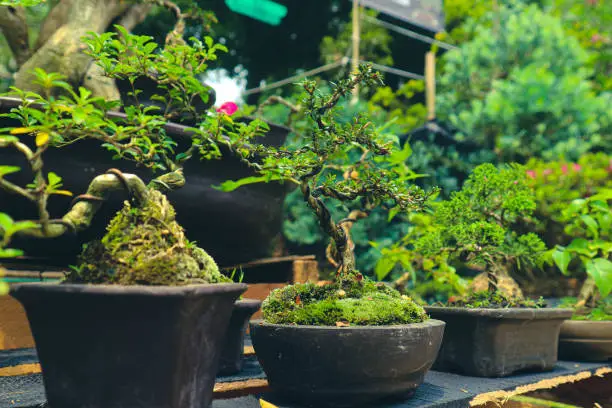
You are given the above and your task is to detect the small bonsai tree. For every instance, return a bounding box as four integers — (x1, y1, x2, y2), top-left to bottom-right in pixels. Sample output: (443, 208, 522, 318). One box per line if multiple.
(415, 163, 547, 307)
(219, 65, 433, 326)
(0, 1, 265, 286)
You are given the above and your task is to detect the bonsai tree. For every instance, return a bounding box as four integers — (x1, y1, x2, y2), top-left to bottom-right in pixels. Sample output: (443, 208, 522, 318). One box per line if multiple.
(414, 163, 547, 306)
(220, 64, 433, 325)
(0, 0, 266, 286)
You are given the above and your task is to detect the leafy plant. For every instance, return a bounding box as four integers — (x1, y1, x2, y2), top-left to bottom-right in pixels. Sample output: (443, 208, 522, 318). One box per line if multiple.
(548, 190, 612, 302)
(0, 1, 264, 286)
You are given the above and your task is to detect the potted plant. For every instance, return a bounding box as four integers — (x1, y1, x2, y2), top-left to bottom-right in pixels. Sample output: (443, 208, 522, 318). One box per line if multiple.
(217, 270, 262, 376)
(549, 189, 612, 361)
(417, 163, 573, 377)
(0, 5, 274, 406)
(0, 1, 291, 267)
(218, 65, 445, 407)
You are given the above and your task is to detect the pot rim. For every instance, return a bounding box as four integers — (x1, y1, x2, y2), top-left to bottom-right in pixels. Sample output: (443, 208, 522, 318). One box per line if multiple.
(562, 319, 612, 326)
(235, 298, 263, 308)
(10, 281, 248, 297)
(425, 305, 573, 319)
(249, 318, 445, 331)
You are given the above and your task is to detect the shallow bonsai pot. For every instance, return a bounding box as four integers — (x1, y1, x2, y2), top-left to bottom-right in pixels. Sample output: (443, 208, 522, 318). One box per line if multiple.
(424, 306, 573, 377)
(249, 319, 445, 407)
(558, 320, 612, 362)
(0, 96, 291, 267)
(10, 282, 247, 408)
(218, 298, 261, 375)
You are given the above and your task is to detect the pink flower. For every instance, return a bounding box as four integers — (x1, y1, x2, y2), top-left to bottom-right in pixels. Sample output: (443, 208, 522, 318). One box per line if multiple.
(526, 170, 536, 179)
(561, 164, 568, 174)
(572, 163, 582, 172)
(543, 168, 552, 176)
(216, 102, 238, 116)
(591, 33, 603, 43)
(608, 160, 612, 172)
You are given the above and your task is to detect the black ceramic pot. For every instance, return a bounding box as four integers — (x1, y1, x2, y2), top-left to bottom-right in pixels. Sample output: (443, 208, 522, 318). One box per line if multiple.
(218, 298, 261, 375)
(0, 96, 291, 267)
(249, 319, 445, 407)
(425, 306, 573, 377)
(10, 282, 247, 408)
(558, 320, 612, 362)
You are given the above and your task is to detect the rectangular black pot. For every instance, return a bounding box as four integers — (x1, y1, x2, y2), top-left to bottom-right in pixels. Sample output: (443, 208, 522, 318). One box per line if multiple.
(424, 306, 573, 377)
(10, 282, 246, 408)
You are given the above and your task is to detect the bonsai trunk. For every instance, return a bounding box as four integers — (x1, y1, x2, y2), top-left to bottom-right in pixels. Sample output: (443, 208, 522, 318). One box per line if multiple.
(576, 276, 599, 308)
(3, 0, 157, 99)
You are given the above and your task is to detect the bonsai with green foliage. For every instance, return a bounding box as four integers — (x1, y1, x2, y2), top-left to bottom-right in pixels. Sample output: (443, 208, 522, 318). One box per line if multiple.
(220, 65, 433, 326)
(0, 1, 266, 288)
(415, 163, 547, 307)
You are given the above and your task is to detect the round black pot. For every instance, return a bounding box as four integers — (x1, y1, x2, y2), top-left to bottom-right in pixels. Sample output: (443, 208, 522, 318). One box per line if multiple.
(558, 320, 612, 362)
(249, 319, 445, 407)
(0, 96, 291, 267)
(425, 306, 573, 377)
(10, 282, 247, 408)
(218, 298, 261, 376)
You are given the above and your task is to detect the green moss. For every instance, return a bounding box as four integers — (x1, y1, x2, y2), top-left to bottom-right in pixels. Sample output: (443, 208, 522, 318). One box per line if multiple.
(439, 291, 547, 309)
(560, 297, 612, 321)
(262, 278, 428, 326)
(67, 189, 230, 286)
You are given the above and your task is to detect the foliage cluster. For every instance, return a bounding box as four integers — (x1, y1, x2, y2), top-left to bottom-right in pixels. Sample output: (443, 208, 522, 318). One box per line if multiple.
(560, 297, 612, 321)
(440, 290, 546, 309)
(413, 1, 611, 197)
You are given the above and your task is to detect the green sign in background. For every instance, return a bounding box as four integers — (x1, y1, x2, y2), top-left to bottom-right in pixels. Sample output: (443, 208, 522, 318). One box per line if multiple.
(225, 0, 288, 26)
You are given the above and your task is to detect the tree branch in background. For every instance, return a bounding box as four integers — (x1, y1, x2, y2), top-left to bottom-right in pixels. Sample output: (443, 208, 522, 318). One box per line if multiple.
(34, 0, 72, 52)
(0, 5, 31, 66)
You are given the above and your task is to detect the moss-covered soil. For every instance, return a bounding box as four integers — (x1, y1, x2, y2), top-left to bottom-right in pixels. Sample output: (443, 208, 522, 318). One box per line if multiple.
(438, 291, 547, 309)
(262, 278, 428, 326)
(66, 189, 230, 286)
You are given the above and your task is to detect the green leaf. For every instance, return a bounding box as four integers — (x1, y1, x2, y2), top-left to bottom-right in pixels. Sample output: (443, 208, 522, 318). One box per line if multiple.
(0, 248, 24, 258)
(580, 215, 599, 238)
(0, 165, 20, 177)
(566, 238, 596, 257)
(585, 258, 612, 298)
(47, 172, 63, 189)
(214, 175, 283, 192)
(387, 206, 401, 222)
(552, 249, 572, 275)
(0, 213, 14, 232)
(375, 256, 396, 281)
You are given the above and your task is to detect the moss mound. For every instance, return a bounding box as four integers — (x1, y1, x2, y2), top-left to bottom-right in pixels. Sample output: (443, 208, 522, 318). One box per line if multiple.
(262, 278, 428, 326)
(67, 189, 230, 286)
(440, 291, 546, 309)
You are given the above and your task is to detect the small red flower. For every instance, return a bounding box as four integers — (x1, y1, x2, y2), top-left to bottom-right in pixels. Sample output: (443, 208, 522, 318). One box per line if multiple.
(526, 170, 536, 179)
(216, 101, 238, 116)
(543, 168, 552, 176)
(572, 163, 582, 172)
(561, 164, 568, 174)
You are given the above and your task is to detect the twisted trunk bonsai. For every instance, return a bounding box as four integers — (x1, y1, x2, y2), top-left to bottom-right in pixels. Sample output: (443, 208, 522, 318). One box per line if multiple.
(219, 64, 434, 325)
